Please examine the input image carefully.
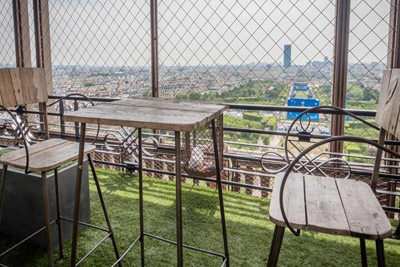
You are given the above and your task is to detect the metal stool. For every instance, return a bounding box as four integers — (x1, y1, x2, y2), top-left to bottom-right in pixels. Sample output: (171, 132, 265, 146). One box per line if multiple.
(0, 68, 120, 266)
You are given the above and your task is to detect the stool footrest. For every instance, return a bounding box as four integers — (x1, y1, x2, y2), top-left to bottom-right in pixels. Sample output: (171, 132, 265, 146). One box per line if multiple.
(76, 233, 112, 266)
(0, 220, 57, 259)
(60, 216, 110, 233)
(109, 232, 228, 266)
(0, 218, 112, 267)
(144, 232, 226, 259)
(110, 235, 141, 267)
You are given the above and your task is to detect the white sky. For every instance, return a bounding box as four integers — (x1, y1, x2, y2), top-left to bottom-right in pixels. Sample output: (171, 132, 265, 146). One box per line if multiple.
(0, 0, 392, 67)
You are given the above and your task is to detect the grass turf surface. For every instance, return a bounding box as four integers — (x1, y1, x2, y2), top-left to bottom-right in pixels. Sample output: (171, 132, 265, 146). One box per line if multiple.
(0, 168, 399, 266)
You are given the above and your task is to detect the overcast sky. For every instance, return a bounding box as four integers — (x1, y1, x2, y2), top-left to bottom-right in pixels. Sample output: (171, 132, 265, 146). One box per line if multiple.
(0, 0, 392, 67)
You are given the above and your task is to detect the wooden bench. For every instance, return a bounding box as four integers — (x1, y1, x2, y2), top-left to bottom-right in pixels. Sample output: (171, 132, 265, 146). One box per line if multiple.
(0, 67, 120, 267)
(267, 69, 400, 267)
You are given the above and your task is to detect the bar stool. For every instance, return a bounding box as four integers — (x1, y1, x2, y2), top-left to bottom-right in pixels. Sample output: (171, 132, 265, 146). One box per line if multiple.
(0, 68, 120, 266)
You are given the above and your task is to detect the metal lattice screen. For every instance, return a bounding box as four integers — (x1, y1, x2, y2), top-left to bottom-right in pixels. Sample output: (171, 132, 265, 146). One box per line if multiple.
(0, 0, 17, 67)
(158, 0, 335, 101)
(344, 0, 393, 157)
(158, 0, 335, 157)
(0, 0, 397, 198)
(0, 0, 37, 68)
(49, 0, 152, 98)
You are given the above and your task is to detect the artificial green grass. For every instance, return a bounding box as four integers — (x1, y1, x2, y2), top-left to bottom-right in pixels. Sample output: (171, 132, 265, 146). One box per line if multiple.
(0, 168, 399, 266)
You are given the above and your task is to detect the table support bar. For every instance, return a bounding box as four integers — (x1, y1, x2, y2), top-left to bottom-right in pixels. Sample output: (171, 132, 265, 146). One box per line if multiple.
(110, 236, 141, 267)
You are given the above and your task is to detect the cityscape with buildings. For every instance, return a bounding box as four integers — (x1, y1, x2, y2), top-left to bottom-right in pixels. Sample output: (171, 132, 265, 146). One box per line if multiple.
(51, 44, 385, 103)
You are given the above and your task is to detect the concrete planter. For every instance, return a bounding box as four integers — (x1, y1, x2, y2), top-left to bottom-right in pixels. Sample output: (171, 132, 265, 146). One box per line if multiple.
(0, 160, 91, 249)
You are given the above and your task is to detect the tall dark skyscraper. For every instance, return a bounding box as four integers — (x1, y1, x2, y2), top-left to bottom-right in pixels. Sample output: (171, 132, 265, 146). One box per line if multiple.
(284, 44, 292, 68)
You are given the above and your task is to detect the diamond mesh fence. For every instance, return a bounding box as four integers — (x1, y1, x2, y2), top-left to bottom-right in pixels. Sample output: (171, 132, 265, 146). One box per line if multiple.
(47, 0, 152, 138)
(0, 0, 17, 67)
(0, 0, 397, 199)
(344, 0, 393, 155)
(158, 0, 336, 165)
(48, 0, 152, 98)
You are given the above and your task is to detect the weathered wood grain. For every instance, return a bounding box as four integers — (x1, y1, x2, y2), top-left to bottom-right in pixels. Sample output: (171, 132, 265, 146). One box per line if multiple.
(269, 173, 307, 229)
(375, 69, 391, 125)
(305, 175, 349, 235)
(9, 68, 24, 104)
(376, 69, 400, 139)
(64, 98, 228, 132)
(0, 138, 95, 172)
(0, 139, 67, 163)
(269, 174, 392, 240)
(0, 68, 47, 107)
(20, 68, 37, 104)
(110, 97, 228, 113)
(33, 68, 47, 101)
(0, 69, 18, 107)
(336, 179, 392, 240)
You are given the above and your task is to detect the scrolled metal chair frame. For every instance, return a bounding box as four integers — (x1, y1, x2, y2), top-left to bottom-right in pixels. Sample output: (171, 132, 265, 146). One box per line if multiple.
(0, 105, 30, 174)
(283, 105, 379, 163)
(262, 106, 380, 175)
(48, 93, 100, 144)
(0, 94, 100, 174)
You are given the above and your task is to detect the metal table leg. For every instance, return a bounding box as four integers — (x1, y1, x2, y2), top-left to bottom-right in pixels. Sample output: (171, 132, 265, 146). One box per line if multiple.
(267, 225, 285, 267)
(211, 119, 230, 267)
(110, 124, 228, 266)
(42, 171, 54, 267)
(54, 168, 64, 260)
(0, 165, 8, 221)
(376, 240, 385, 267)
(88, 154, 121, 266)
(360, 238, 367, 267)
(175, 131, 183, 267)
(71, 122, 86, 266)
(138, 128, 145, 267)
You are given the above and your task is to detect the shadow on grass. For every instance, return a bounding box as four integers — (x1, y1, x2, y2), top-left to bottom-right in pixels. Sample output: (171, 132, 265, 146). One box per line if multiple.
(0, 168, 399, 266)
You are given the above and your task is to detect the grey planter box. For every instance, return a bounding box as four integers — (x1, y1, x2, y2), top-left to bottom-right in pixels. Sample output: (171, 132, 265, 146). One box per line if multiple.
(0, 160, 91, 249)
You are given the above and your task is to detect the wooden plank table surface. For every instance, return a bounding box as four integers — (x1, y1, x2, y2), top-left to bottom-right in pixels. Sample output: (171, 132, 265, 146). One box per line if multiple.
(63, 97, 229, 132)
(270, 173, 392, 240)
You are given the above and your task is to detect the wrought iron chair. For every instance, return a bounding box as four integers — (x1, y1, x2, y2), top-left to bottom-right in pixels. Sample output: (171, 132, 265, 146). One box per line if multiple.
(0, 68, 120, 267)
(266, 70, 400, 266)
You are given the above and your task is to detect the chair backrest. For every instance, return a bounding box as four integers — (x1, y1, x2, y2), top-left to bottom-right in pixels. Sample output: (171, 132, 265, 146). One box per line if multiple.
(376, 69, 400, 138)
(0, 67, 49, 147)
(370, 69, 400, 191)
(0, 68, 48, 107)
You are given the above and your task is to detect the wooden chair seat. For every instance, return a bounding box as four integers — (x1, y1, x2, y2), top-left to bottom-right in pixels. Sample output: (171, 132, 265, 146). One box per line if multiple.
(0, 139, 96, 172)
(270, 172, 392, 240)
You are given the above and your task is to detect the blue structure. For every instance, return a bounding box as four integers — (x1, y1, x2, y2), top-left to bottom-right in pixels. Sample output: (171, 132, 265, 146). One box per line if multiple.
(287, 83, 320, 121)
(284, 45, 291, 68)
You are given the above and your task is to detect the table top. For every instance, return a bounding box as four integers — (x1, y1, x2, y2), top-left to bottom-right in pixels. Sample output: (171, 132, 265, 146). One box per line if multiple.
(63, 97, 229, 132)
(269, 173, 392, 240)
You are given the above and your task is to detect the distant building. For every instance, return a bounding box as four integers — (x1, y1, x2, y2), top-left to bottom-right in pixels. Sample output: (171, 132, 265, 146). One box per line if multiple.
(287, 83, 320, 121)
(284, 44, 292, 68)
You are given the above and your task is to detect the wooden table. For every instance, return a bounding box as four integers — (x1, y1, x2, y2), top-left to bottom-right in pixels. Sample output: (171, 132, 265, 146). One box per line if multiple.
(64, 97, 230, 267)
(268, 172, 392, 267)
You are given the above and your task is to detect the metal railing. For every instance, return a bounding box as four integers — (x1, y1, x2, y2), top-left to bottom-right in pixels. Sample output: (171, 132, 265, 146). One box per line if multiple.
(30, 96, 396, 210)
